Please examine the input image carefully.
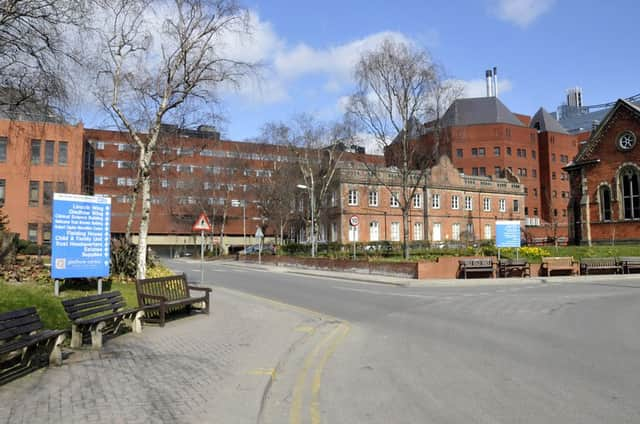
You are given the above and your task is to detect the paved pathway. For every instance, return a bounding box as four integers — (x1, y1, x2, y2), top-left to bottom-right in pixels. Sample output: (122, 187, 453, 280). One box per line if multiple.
(0, 289, 325, 424)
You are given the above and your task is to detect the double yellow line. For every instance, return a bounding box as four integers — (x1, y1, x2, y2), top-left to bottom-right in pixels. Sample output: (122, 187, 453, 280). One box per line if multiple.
(289, 322, 351, 424)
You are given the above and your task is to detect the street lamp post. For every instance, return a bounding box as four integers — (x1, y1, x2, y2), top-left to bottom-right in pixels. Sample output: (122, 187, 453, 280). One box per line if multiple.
(296, 184, 315, 257)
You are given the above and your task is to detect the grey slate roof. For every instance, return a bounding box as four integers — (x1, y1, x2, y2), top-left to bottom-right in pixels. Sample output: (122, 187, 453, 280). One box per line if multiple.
(442, 97, 524, 128)
(530, 107, 568, 134)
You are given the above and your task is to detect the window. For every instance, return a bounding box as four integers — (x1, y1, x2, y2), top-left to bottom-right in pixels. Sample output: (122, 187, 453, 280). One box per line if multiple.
(456, 149, 463, 158)
(494, 167, 502, 177)
(413, 222, 423, 240)
(0, 179, 5, 206)
(28, 223, 38, 242)
(471, 147, 485, 157)
(513, 199, 520, 213)
(466, 223, 474, 237)
(599, 185, 612, 221)
(552, 153, 556, 162)
(532, 169, 537, 178)
(432, 223, 441, 241)
(369, 191, 378, 207)
(560, 154, 569, 163)
(506, 147, 512, 156)
(29, 181, 39, 207)
(45, 141, 55, 165)
(621, 167, 640, 219)
(117, 177, 126, 186)
(391, 222, 400, 241)
(369, 221, 379, 241)
(42, 224, 52, 245)
(494, 146, 500, 156)
(525, 207, 529, 215)
(484, 224, 492, 240)
(505, 128, 511, 137)
(552, 172, 556, 180)
(464, 196, 472, 211)
(0, 137, 6, 162)
(451, 223, 460, 241)
(483, 197, 491, 211)
(534, 208, 538, 216)
(451, 195, 459, 210)
(43, 182, 53, 206)
(58, 142, 68, 165)
(95, 141, 105, 150)
(499, 199, 506, 212)
(31, 140, 41, 164)
(56, 182, 66, 193)
(390, 192, 399, 208)
(553, 190, 557, 198)
(348, 189, 358, 206)
(533, 188, 538, 197)
(432, 193, 440, 209)
(413, 193, 422, 208)
(532, 150, 536, 159)
(618, 131, 637, 151)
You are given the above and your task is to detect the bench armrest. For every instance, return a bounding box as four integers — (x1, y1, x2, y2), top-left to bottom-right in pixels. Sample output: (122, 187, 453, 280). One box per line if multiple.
(188, 285, 212, 294)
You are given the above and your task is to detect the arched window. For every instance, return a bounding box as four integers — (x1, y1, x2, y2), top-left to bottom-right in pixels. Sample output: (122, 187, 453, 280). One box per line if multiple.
(599, 186, 612, 221)
(621, 167, 640, 219)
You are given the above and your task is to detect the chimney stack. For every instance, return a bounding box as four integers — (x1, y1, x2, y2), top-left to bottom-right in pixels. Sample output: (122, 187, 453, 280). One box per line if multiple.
(493, 67, 498, 98)
(486, 69, 493, 97)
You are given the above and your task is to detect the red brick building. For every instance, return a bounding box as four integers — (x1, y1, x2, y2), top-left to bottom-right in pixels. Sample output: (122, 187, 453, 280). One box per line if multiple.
(0, 117, 84, 243)
(330, 156, 525, 244)
(566, 99, 640, 244)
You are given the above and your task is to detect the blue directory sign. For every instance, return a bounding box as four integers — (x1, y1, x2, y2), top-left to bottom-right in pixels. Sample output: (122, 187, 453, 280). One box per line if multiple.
(495, 220, 521, 248)
(51, 193, 111, 279)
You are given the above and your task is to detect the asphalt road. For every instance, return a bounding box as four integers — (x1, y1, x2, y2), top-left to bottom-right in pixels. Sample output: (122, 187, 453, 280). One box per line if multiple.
(168, 258, 640, 424)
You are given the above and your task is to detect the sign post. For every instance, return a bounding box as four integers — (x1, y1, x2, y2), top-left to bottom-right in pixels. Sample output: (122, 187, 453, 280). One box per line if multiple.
(192, 212, 212, 284)
(255, 226, 264, 264)
(349, 215, 359, 260)
(495, 220, 522, 260)
(51, 193, 111, 296)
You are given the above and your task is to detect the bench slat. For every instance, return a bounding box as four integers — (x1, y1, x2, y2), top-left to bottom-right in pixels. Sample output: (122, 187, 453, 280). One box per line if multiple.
(63, 297, 123, 315)
(0, 307, 37, 323)
(67, 303, 126, 321)
(61, 291, 120, 307)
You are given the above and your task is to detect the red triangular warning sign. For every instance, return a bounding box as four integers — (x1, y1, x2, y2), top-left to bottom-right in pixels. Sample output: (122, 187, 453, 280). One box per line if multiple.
(192, 212, 212, 231)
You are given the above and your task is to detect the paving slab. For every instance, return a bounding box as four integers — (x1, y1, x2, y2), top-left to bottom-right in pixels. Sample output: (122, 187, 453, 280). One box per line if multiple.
(0, 288, 324, 424)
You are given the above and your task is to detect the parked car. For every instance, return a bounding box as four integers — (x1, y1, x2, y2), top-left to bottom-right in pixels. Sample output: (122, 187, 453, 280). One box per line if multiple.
(239, 244, 276, 255)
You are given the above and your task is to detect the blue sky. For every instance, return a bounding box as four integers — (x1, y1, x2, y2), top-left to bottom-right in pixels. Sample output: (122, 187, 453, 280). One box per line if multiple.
(76, 0, 639, 146)
(216, 0, 639, 143)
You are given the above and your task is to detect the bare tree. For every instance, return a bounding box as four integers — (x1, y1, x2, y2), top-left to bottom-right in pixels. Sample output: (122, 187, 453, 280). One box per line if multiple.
(262, 115, 351, 257)
(86, 0, 253, 278)
(347, 38, 459, 259)
(0, 0, 86, 115)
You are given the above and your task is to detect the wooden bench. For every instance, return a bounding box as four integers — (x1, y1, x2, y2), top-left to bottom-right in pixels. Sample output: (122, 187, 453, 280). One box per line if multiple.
(540, 256, 577, 276)
(618, 256, 640, 274)
(1, 307, 66, 385)
(61, 291, 145, 349)
(580, 258, 623, 275)
(458, 259, 494, 279)
(498, 259, 531, 278)
(136, 274, 211, 327)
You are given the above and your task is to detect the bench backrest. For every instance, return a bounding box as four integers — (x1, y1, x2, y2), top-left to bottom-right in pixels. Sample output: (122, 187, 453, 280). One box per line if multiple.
(61, 291, 125, 321)
(0, 307, 43, 343)
(542, 256, 574, 266)
(136, 274, 189, 305)
(499, 259, 528, 266)
(459, 259, 493, 268)
(618, 256, 640, 264)
(580, 257, 618, 266)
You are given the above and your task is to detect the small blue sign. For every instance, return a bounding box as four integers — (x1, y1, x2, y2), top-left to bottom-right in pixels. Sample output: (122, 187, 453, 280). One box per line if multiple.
(51, 193, 111, 279)
(496, 220, 521, 248)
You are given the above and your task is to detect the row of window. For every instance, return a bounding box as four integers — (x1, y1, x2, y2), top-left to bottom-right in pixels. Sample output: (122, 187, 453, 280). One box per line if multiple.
(348, 221, 495, 242)
(28, 181, 67, 207)
(348, 190, 422, 208)
(457, 146, 537, 159)
(27, 223, 52, 243)
(599, 168, 640, 221)
(30, 140, 68, 165)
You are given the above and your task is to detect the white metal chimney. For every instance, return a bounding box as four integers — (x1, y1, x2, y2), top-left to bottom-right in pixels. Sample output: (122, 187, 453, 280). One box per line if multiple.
(493, 67, 498, 98)
(486, 70, 493, 97)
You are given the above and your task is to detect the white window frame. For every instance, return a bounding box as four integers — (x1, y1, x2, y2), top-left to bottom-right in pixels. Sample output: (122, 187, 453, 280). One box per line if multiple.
(349, 224, 359, 242)
(413, 222, 423, 240)
(483, 197, 491, 212)
(116, 177, 126, 186)
(391, 222, 400, 241)
(451, 195, 459, 210)
(432, 193, 440, 209)
(484, 224, 492, 240)
(464, 196, 473, 211)
(348, 189, 359, 206)
(452, 223, 460, 241)
(499, 199, 506, 212)
(390, 192, 400, 208)
(369, 190, 379, 207)
(432, 223, 441, 242)
(369, 221, 379, 241)
(413, 193, 422, 209)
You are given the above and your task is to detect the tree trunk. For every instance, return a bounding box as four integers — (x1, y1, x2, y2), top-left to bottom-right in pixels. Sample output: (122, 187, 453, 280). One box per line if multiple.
(125, 180, 140, 243)
(402, 207, 410, 259)
(136, 153, 152, 279)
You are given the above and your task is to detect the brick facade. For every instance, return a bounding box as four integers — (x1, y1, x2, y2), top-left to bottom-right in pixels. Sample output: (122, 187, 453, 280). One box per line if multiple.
(567, 100, 640, 244)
